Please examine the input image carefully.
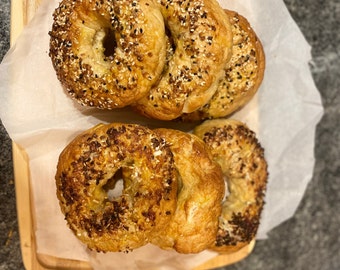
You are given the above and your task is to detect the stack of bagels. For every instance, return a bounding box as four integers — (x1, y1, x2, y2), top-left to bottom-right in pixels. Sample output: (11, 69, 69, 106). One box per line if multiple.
(51, 0, 268, 255)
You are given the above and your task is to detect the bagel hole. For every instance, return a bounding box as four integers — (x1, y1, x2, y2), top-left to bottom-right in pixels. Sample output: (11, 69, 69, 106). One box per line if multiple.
(103, 168, 124, 201)
(223, 176, 230, 201)
(103, 29, 117, 58)
(164, 27, 176, 65)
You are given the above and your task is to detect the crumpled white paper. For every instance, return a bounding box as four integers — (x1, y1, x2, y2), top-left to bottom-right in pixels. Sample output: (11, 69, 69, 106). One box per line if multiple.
(0, 0, 323, 268)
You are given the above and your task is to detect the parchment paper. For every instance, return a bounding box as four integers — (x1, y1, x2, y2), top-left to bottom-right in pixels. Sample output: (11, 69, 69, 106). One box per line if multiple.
(0, 0, 323, 268)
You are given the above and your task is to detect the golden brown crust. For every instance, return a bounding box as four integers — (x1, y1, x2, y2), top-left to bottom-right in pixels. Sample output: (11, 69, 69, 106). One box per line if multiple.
(132, 0, 233, 120)
(193, 119, 268, 253)
(55, 123, 178, 252)
(152, 128, 225, 253)
(49, 0, 167, 109)
(180, 10, 265, 121)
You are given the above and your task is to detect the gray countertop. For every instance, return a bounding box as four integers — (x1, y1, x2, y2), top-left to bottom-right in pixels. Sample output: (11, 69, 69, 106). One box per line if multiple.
(0, 0, 339, 269)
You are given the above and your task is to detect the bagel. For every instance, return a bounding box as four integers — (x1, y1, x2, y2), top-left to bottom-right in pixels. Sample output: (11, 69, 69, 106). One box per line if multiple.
(180, 10, 265, 121)
(55, 123, 178, 252)
(49, 0, 167, 108)
(133, 0, 233, 120)
(193, 119, 268, 253)
(151, 128, 225, 253)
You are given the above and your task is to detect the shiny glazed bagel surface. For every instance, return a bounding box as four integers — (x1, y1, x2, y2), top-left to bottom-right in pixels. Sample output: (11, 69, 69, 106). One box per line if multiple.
(152, 128, 225, 253)
(49, 0, 167, 108)
(133, 0, 233, 120)
(55, 123, 178, 252)
(180, 10, 265, 121)
(194, 119, 268, 253)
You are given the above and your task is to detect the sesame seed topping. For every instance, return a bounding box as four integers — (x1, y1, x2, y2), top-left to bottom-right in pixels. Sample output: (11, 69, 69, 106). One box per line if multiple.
(49, 0, 167, 109)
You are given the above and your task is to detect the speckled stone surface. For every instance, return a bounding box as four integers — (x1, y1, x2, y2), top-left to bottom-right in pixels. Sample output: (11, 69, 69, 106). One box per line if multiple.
(0, 1, 25, 269)
(0, 0, 339, 269)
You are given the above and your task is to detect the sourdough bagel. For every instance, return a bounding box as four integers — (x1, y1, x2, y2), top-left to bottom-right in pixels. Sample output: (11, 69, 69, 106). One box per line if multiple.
(132, 0, 233, 120)
(193, 119, 268, 253)
(55, 123, 178, 252)
(151, 128, 225, 253)
(180, 10, 265, 121)
(49, 0, 167, 108)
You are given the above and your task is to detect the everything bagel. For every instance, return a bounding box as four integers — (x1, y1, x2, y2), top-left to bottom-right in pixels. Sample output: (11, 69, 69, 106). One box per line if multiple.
(49, 0, 167, 108)
(133, 0, 233, 120)
(180, 10, 265, 121)
(194, 119, 268, 253)
(55, 123, 178, 252)
(151, 128, 225, 253)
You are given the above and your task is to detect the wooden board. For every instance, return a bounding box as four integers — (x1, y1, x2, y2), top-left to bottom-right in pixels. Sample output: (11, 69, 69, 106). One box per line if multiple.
(11, 1, 255, 269)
